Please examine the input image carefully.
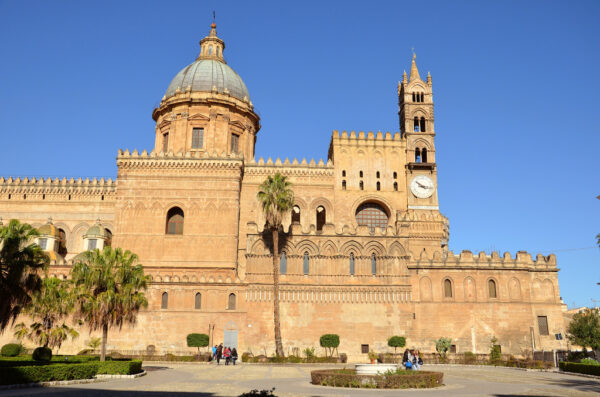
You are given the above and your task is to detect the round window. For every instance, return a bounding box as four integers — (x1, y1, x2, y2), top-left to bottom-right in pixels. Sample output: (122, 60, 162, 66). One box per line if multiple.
(355, 203, 389, 232)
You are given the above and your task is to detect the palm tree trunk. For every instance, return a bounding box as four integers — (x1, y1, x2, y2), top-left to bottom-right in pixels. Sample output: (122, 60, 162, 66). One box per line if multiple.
(272, 228, 284, 357)
(101, 323, 108, 362)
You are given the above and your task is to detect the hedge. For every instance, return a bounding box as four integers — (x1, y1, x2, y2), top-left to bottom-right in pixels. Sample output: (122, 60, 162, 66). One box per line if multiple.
(0, 355, 99, 368)
(311, 369, 443, 389)
(0, 360, 143, 385)
(559, 361, 600, 376)
(1, 344, 23, 357)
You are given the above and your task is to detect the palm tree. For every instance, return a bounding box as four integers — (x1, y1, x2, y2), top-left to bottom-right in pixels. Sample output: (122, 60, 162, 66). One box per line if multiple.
(71, 246, 149, 361)
(14, 277, 79, 353)
(257, 173, 294, 357)
(0, 219, 48, 332)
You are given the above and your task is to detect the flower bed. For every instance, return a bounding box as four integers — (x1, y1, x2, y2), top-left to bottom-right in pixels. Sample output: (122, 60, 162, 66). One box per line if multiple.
(0, 359, 142, 385)
(559, 361, 600, 376)
(311, 369, 443, 389)
(242, 354, 346, 364)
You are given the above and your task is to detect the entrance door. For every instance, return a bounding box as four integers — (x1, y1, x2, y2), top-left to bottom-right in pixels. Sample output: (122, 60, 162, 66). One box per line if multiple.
(223, 321, 238, 349)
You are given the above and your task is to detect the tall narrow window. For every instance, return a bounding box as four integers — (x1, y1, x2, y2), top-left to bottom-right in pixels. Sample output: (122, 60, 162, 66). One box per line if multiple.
(414, 117, 419, 132)
(342, 180, 346, 190)
(162, 132, 169, 152)
(415, 148, 421, 163)
(376, 181, 381, 191)
(195, 293, 202, 309)
(420, 117, 426, 132)
(208, 45, 213, 55)
(58, 228, 67, 257)
(376, 171, 380, 178)
(349, 253, 355, 275)
(228, 293, 236, 310)
(316, 206, 326, 232)
(230, 134, 239, 153)
(393, 172, 397, 179)
(192, 127, 204, 149)
(292, 205, 301, 224)
(537, 316, 549, 335)
(88, 239, 97, 250)
(359, 170, 363, 178)
(422, 148, 428, 163)
(393, 182, 398, 191)
(166, 207, 184, 235)
(280, 252, 287, 275)
(488, 279, 497, 298)
(303, 252, 309, 275)
(342, 170, 346, 177)
(412, 92, 416, 102)
(371, 253, 377, 275)
(444, 279, 453, 298)
(105, 230, 113, 247)
(161, 292, 168, 309)
(359, 181, 364, 190)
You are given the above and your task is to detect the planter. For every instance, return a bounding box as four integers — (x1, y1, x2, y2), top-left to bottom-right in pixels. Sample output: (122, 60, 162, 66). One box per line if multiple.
(355, 363, 398, 375)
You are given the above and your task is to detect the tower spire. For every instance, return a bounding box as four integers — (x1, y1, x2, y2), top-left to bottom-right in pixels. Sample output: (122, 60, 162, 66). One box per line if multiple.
(198, 21, 226, 63)
(409, 53, 421, 82)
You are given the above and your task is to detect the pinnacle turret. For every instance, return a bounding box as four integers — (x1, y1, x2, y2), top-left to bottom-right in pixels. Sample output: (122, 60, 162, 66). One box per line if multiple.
(409, 53, 421, 82)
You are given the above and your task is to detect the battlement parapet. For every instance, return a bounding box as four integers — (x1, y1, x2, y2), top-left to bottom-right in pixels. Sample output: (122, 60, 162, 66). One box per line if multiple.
(244, 156, 334, 177)
(411, 249, 557, 270)
(331, 130, 403, 145)
(116, 149, 244, 170)
(0, 176, 116, 195)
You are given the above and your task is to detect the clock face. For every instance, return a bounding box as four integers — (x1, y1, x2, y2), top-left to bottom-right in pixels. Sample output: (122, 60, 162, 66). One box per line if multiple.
(410, 175, 435, 198)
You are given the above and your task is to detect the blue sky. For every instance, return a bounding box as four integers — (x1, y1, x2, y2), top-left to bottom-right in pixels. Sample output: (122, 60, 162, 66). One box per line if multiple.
(0, 0, 598, 308)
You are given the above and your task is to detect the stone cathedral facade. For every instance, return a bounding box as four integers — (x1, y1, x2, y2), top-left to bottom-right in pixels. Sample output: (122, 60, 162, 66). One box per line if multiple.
(0, 24, 566, 359)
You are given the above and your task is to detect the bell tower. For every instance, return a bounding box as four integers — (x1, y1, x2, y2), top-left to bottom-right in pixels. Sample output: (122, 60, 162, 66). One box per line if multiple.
(399, 55, 440, 208)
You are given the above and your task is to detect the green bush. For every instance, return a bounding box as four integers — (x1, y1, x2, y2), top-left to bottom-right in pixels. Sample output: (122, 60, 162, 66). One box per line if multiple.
(97, 360, 142, 375)
(580, 358, 600, 365)
(559, 361, 600, 376)
(311, 369, 443, 389)
(489, 336, 501, 363)
(320, 334, 340, 357)
(186, 333, 209, 352)
(0, 363, 98, 385)
(387, 336, 406, 353)
(32, 347, 52, 362)
(1, 344, 23, 357)
(435, 337, 452, 357)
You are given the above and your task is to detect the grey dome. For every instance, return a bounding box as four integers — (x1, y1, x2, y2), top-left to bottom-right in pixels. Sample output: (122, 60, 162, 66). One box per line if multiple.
(165, 59, 250, 101)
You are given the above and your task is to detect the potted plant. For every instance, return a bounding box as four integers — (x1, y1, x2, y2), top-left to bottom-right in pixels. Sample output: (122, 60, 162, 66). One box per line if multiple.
(368, 351, 378, 364)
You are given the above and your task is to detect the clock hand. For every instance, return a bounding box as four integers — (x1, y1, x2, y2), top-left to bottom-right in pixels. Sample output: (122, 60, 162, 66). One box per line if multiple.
(416, 182, 426, 188)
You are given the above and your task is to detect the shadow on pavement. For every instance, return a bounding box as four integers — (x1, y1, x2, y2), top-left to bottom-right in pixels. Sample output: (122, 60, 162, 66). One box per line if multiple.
(5, 390, 219, 397)
(545, 376, 600, 393)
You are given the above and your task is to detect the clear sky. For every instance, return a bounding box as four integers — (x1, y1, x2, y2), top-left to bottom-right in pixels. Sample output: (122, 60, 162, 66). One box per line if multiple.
(1, 0, 598, 308)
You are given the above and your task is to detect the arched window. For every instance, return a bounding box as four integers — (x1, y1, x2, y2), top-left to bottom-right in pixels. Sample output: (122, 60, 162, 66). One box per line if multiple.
(393, 172, 397, 179)
(342, 180, 346, 190)
(422, 148, 428, 163)
(161, 292, 168, 309)
(393, 182, 398, 191)
(359, 181, 364, 190)
(105, 229, 113, 247)
(303, 252, 309, 275)
(414, 117, 419, 132)
(342, 170, 346, 177)
(166, 207, 184, 235)
(376, 171, 380, 178)
(195, 293, 202, 309)
(412, 92, 416, 102)
(208, 45, 213, 55)
(355, 202, 389, 233)
(415, 148, 421, 163)
(349, 253, 355, 275)
(376, 181, 381, 191)
(280, 252, 287, 274)
(292, 205, 301, 224)
(371, 253, 377, 275)
(359, 170, 363, 178)
(421, 93, 425, 102)
(228, 293, 236, 310)
(420, 117, 426, 132)
(488, 280, 497, 298)
(57, 228, 67, 257)
(444, 279, 453, 298)
(316, 206, 326, 232)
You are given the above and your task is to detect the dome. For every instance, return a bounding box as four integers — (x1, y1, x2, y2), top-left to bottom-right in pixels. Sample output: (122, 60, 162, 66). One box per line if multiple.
(38, 219, 60, 238)
(84, 220, 109, 240)
(165, 59, 250, 101)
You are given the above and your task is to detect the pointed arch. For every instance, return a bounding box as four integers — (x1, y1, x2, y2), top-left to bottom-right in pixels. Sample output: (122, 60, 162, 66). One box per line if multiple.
(294, 240, 319, 256)
(419, 276, 432, 302)
(464, 277, 476, 301)
(321, 240, 337, 256)
(340, 240, 363, 256)
(363, 241, 386, 257)
(509, 278, 522, 300)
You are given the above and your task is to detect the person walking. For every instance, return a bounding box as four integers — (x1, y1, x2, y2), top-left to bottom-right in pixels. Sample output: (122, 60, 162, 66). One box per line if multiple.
(216, 344, 223, 365)
(412, 350, 422, 370)
(224, 346, 231, 365)
(212, 345, 217, 362)
(231, 348, 238, 365)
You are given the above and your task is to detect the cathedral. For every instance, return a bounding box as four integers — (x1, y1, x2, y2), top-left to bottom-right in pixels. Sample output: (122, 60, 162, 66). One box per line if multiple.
(0, 24, 566, 359)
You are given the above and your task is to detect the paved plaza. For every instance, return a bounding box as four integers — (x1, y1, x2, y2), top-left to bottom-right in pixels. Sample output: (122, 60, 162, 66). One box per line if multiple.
(1, 363, 599, 397)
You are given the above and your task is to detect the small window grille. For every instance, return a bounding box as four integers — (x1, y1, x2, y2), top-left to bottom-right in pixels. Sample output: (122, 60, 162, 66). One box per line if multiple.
(230, 134, 239, 153)
(450, 344, 457, 353)
(192, 128, 204, 149)
(361, 344, 369, 354)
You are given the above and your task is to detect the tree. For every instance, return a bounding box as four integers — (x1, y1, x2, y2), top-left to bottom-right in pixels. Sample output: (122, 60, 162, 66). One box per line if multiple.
(489, 336, 501, 362)
(0, 219, 49, 332)
(319, 334, 340, 358)
(186, 333, 209, 353)
(387, 336, 406, 353)
(87, 337, 101, 351)
(567, 308, 600, 353)
(436, 337, 452, 358)
(13, 277, 79, 353)
(257, 173, 294, 357)
(71, 246, 149, 361)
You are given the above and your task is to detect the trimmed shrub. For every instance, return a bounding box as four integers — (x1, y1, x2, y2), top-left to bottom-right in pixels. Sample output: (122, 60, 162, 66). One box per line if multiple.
(1, 344, 23, 357)
(186, 333, 209, 353)
(32, 347, 52, 362)
(320, 334, 340, 357)
(387, 336, 406, 353)
(311, 369, 443, 389)
(0, 363, 98, 385)
(560, 361, 600, 376)
(580, 358, 600, 365)
(97, 360, 142, 375)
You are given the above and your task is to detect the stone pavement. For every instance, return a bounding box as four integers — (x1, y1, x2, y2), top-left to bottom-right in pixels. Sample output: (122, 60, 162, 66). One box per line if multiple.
(0, 363, 599, 397)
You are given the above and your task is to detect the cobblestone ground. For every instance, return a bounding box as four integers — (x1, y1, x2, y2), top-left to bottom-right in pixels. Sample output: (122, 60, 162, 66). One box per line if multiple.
(1, 363, 599, 397)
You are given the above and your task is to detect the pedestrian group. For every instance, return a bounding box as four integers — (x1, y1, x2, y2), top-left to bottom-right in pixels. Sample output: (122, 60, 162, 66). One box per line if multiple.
(402, 348, 423, 370)
(212, 343, 238, 365)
